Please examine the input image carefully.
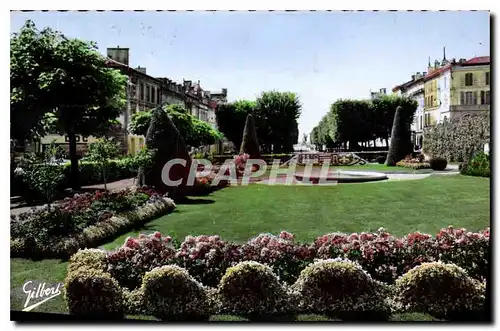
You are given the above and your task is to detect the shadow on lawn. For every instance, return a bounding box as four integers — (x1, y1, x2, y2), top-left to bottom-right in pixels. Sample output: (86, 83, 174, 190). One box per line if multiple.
(177, 197, 215, 205)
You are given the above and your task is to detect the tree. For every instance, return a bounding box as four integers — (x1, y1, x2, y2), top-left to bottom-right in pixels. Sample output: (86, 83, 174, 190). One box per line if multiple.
(239, 114, 260, 158)
(129, 104, 223, 148)
(215, 100, 255, 150)
(16, 143, 66, 210)
(85, 138, 121, 192)
(11, 20, 128, 191)
(255, 91, 301, 153)
(385, 106, 404, 166)
(137, 105, 192, 201)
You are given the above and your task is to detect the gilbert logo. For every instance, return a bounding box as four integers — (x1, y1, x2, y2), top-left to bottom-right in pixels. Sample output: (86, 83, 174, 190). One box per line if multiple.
(22, 281, 64, 312)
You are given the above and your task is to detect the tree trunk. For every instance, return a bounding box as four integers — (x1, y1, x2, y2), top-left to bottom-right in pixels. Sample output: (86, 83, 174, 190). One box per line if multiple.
(103, 167, 108, 192)
(67, 130, 80, 191)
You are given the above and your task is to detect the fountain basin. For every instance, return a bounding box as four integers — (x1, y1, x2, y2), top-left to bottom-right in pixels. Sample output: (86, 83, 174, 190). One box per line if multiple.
(294, 171, 388, 184)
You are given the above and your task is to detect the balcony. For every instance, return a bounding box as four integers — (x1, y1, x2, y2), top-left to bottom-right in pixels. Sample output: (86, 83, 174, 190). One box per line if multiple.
(450, 104, 490, 112)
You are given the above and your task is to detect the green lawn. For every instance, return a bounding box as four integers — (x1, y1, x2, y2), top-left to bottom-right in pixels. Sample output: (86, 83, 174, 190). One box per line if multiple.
(10, 174, 489, 321)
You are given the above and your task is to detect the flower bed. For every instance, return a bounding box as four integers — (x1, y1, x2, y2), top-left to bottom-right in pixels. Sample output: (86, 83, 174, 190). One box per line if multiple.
(66, 245, 488, 321)
(100, 226, 489, 293)
(10, 187, 176, 259)
(396, 156, 431, 170)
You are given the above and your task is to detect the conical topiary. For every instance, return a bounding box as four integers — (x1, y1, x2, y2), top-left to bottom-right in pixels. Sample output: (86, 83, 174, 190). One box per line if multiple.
(137, 105, 192, 200)
(385, 106, 404, 166)
(239, 114, 261, 159)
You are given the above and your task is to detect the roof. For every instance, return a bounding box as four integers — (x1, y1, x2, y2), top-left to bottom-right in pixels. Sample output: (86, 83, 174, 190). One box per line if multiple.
(104, 58, 162, 84)
(392, 55, 490, 91)
(462, 56, 490, 66)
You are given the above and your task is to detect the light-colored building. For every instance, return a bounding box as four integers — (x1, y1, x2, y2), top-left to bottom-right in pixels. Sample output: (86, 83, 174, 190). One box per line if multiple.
(393, 50, 490, 150)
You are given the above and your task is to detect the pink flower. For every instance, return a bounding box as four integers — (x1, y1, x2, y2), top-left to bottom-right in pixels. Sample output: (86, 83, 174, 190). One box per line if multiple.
(395, 239, 404, 248)
(164, 236, 172, 243)
(153, 231, 162, 239)
(279, 231, 294, 241)
(348, 233, 359, 241)
(125, 237, 139, 249)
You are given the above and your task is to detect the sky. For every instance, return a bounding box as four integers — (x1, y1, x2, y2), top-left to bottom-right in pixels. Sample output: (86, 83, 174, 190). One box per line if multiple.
(10, 11, 490, 137)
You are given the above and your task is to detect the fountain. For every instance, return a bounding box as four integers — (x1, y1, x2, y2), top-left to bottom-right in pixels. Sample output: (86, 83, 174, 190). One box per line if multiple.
(294, 169, 388, 184)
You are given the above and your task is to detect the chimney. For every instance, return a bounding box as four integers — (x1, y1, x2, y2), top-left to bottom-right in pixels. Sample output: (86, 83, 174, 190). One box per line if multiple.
(380, 88, 387, 94)
(107, 46, 130, 66)
(222, 88, 228, 96)
(411, 74, 416, 81)
(459, 58, 466, 64)
(135, 66, 146, 74)
(423, 72, 427, 76)
(434, 60, 440, 68)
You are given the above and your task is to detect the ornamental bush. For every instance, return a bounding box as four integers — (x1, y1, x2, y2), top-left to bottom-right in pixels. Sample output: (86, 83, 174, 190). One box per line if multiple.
(141, 265, 212, 321)
(460, 151, 490, 178)
(64, 268, 124, 318)
(291, 258, 390, 320)
(216, 261, 291, 318)
(106, 232, 177, 290)
(68, 248, 107, 275)
(429, 157, 447, 171)
(393, 262, 486, 320)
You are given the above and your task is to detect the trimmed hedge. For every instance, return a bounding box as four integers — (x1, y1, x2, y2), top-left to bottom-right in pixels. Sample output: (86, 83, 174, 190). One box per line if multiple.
(66, 254, 487, 321)
(393, 262, 486, 320)
(291, 258, 391, 320)
(429, 157, 447, 171)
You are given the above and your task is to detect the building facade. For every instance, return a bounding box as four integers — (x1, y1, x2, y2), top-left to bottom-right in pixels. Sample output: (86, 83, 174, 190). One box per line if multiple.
(33, 46, 227, 156)
(393, 52, 490, 150)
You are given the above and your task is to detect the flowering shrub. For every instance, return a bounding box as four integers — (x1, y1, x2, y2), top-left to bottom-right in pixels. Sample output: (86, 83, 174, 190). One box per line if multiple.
(174, 235, 241, 288)
(291, 259, 390, 319)
(141, 265, 212, 321)
(106, 232, 177, 289)
(233, 153, 250, 177)
(312, 227, 489, 284)
(64, 268, 124, 318)
(241, 232, 315, 284)
(216, 261, 290, 318)
(393, 262, 486, 320)
(11, 189, 175, 259)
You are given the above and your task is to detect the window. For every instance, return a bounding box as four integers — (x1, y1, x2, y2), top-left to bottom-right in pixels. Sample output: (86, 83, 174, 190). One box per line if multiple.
(139, 83, 144, 100)
(473, 91, 477, 105)
(465, 73, 473, 86)
(146, 86, 150, 102)
(430, 95, 434, 107)
(151, 87, 155, 104)
(464, 92, 474, 105)
(485, 72, 490, 86)
(420, 115, 423, 130)
(157, 89, 161, 104)
(485, 91, 491, 105)
(460, 92, 465, 105)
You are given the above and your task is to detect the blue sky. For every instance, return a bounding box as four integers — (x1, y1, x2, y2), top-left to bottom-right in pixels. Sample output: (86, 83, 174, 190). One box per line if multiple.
(10, 11, 490, 137)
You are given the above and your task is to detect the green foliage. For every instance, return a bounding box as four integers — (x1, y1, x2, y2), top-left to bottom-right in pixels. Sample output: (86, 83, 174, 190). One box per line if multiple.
(139, 105, 191, 199)
(67, 249, 108, 275)
(292, 259, 390, 319)
(64, 268, 124, 318)
(393, 262, 485, 319)
(239, 114, 261, 158)
(141, 265, 211, 321)
(215, 100, 256, 151)
(460, 151, 490, 178)
(310, 95, 417, 152)
(423, 113, 490, 162)
(386, 106, 404, 166)
(15, 143, 66, 207)
(85, 138, 121, 191)
(255, 91, 301, 153)
(429, 157, 448, 171)
(217, 261, 290, 318)
(128, 104, 222, 148)
(11, 20, 128, 190)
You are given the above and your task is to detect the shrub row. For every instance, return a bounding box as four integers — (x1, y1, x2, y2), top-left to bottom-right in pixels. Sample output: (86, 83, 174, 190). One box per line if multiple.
(13, 158, 139, 201)
(10, 189, 176, 259)
(101, 227, 489, 293)
(460, 151, 490, 178)
(65, 250, 487, 321)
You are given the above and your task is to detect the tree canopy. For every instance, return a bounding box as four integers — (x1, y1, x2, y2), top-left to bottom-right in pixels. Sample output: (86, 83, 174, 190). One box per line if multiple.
(11, 20, 128, 189)
(128, 104, 223, 148)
